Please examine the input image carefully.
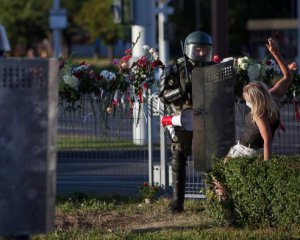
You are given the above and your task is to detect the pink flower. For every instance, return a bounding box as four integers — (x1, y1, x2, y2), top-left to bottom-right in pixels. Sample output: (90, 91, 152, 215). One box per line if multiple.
(124, 48, 132, 55)
(266, 60, 272, 66)
(121, 55, 131, 63)
(112, 59, 119, 65)
(288, 62, 297, 71)
(212, 55, 221, 63)
(137, 56, 147, 68)
(151, 60, 164, 69)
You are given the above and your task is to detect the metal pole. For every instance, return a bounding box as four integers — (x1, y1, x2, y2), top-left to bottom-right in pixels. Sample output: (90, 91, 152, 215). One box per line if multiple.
(148, 89, 153, 185)
(158, 2, 168, 65)
(159, 104, 167, 187)
(53, 0, 61, 58)
(158, 2, 168, 184)
(53, 0, 59, 9)
(297, 0, 300, 73)
(157, 1, 173, 187)
(211, 0, 228, 57)
(132, 0, 156, 146)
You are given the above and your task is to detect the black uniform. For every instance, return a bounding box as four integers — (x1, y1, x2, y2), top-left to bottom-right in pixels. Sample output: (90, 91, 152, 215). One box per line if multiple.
(159, 57, 212, 212)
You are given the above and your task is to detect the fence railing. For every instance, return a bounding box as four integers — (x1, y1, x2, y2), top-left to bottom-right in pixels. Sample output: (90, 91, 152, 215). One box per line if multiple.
(57, 99, 300, 197)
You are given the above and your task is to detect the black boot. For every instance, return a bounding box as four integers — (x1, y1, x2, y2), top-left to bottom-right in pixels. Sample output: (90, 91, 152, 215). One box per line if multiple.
(170, 151, 186, 213)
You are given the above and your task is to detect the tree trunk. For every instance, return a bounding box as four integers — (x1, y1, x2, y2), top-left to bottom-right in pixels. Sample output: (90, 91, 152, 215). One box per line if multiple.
(107, 44, 114, 64)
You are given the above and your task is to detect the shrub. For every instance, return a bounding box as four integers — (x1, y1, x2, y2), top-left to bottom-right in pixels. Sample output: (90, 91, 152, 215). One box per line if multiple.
(138, 182, 159, 200)
(206, 155, 300, 228)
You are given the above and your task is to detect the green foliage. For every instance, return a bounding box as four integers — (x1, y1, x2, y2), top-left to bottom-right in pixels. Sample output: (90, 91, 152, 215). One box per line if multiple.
(56, 192, 138, 213)
(138, 182, 159, 200)
(74, 0, 124, 45)
(0, 0, 52, 53)
(207, 155, 300, 228)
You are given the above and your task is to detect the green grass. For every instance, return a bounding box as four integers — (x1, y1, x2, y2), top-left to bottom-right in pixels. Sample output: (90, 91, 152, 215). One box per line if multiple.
(73, 57, 112, 68)
(57, 134, 161, 150)
(28, 195, 300, 240)
(57, 135, 150, 150)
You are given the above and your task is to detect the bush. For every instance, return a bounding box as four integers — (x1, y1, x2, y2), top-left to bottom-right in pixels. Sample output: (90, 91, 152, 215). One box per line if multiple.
(206, 155, 300, 228)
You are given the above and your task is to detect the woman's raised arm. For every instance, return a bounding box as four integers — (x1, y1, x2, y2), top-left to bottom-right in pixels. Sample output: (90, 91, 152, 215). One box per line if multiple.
(266, 38, 293, 98)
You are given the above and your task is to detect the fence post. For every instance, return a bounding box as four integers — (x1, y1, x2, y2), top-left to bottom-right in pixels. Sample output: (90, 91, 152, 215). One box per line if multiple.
(160, 103, 168, 187)
(148, 90, 153, 185)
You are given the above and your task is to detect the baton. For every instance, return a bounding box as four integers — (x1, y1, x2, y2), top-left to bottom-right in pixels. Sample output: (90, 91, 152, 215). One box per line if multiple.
(180, 41, 191, 99)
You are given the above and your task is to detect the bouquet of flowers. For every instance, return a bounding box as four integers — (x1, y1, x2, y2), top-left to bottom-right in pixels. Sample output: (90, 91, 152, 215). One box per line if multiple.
(234, 55, 282, 101)
(58, 57, 82, 111)
(58, 34, 164, 117)
(112, 35, 164, 105)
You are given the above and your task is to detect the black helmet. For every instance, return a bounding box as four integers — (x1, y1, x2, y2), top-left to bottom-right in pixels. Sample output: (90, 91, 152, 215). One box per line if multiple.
(184, 31, 212, 62)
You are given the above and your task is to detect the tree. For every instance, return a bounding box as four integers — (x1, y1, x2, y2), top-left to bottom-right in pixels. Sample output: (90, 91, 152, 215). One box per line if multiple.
(74, 0, 126, 62)
(0, 0, 52, 56)
(61, 0, 86, 56)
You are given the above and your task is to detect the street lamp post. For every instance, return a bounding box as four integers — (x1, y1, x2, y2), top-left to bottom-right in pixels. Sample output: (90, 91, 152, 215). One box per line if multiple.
(49, 0, 67, 58)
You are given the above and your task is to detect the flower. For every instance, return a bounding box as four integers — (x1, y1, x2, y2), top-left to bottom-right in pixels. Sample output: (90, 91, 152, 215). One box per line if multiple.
(112, 39, 165, 105)
(212, 55, 221, 63)
(234, 55, 281, 101)
(138, 182, 159, 200)
(63, 74, 79, 90)
(58, 34, 165, 115)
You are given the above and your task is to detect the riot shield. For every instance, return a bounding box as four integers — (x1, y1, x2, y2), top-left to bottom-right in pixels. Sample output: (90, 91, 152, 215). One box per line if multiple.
(192, 60, 235, 172)
(0, 59, 58, 236)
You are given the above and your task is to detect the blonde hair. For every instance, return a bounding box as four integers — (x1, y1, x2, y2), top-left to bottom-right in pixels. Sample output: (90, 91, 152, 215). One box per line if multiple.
(243, 81, 279, 123)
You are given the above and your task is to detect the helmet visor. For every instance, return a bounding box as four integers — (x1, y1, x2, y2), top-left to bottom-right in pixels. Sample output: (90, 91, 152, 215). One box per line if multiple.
(185, 44, 212, 62)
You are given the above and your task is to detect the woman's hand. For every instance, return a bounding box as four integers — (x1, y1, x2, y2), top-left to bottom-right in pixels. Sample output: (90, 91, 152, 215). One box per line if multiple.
(265, 38, 280, 55)
(268, 37, 293, 98)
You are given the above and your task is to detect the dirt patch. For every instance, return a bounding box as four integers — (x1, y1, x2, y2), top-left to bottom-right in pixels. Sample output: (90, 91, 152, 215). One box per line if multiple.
(56, 211, 145, 230)
(55, 205, 206, 233)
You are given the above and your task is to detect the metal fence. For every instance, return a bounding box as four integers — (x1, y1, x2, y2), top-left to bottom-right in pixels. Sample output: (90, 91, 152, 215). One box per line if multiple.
(57, 99, 300, 197)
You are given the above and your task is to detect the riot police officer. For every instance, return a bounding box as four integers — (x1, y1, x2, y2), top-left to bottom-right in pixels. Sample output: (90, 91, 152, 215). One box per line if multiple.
(159, 31, 213, 213)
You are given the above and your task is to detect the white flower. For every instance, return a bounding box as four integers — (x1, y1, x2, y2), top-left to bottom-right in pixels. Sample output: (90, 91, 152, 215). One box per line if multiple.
(237, 56, 250, 67)
(247, 64, 261, 81)
(74, 65, 88, 71)
(63, 74, 79, 90)
(121, 62, 128, 68)
(149, 48, 155, 54)
(100, 70, 116, 81)
(143, 45, 150, 51)
(152, 52, 159, 60)
(240, 62, 248, 70)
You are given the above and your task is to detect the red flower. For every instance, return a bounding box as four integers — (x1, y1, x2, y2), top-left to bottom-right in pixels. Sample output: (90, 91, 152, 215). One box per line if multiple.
(59, 61, 65, 70)
(151, 60, 164, 69)
(212, 55, 221, 63)
(266, 60, 272, 66)
(80, 61, 86, 66)
(121, 55, 131, 63)
(73, 72, 81, 78)
(124, 48, 132, 55)
(137, 56, 148, 68)
(143, 182, 149, 186)
(293, 96, 300, 121)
